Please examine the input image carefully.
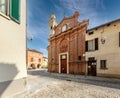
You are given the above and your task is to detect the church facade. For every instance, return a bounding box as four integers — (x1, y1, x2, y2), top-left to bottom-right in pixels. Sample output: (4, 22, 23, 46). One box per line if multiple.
(48, 12, 89, 74)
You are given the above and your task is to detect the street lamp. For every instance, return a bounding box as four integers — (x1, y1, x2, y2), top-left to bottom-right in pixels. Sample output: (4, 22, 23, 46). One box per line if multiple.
(30, 35, 33, 41)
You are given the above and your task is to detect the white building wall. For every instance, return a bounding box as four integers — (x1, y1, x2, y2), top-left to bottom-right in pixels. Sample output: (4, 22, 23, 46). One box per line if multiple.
(0, 0, 27, 97)
(86, 20, 120, 77)
(0, 0, 27, 82)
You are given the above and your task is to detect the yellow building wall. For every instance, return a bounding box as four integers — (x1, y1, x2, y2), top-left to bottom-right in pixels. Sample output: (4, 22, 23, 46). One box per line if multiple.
(41, 58, 48, 68)
(86, 20, 120, 78)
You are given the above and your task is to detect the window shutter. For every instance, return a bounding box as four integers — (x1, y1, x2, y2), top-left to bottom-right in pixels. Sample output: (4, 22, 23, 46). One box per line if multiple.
(10, 0, 20, 23)
(95, 38, 98, 50)
(85, 41, 88, 51)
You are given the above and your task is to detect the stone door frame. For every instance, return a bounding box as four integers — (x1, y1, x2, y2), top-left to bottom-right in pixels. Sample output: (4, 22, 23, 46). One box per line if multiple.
(59, 52, 69, 74)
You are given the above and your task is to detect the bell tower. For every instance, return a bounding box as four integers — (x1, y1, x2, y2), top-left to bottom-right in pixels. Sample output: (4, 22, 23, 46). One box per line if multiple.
(48, 14, 57, 37)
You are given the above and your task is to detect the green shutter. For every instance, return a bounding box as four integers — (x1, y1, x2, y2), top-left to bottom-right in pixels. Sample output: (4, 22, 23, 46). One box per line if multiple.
(10, 0, 20, 23)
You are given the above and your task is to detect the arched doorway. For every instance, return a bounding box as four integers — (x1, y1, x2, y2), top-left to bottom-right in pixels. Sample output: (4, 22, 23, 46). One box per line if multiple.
(37, 64, 41, 68)
(31, 64, 36, 69)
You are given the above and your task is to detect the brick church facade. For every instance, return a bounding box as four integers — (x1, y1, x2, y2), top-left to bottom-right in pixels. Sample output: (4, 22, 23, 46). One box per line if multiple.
(48, 12, 89, 74)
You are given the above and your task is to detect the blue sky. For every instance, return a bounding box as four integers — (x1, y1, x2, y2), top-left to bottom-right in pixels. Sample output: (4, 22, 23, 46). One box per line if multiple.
(27, 0, 120, 57)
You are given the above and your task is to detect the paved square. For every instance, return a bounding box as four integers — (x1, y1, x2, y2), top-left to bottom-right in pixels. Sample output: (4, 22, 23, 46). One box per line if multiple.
(13, 69, 120, 98)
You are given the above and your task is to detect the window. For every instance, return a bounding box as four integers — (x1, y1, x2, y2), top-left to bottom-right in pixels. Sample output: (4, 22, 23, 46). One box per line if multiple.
(0, 0, 20, 23)
(86, 38, 98, 51)
(88, 31, 94, 35)
(78, 56, 82, 60)
(31, 58, 33, 62)
(61, 55, 66, 59)
(100, 60, 107, 69)
(88, 40, 95, 51)
(62, 25, 67, 32)
(107, 23, 110, 26)
(0, 0, 7, 15)
(51, 26, 53, 29)
(39, 58, 41, 62)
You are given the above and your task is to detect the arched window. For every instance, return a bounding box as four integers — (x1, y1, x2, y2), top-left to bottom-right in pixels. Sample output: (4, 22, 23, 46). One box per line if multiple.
(31, 58, 33, 62)
(39, 58, 41, 62)
(62, 25, 67, 32)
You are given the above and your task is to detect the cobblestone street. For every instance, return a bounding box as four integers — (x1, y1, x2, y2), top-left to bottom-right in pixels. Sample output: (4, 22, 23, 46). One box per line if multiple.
(14, 69, 120, 98)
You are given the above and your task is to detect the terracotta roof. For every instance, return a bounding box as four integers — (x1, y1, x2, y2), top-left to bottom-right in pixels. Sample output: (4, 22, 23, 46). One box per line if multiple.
(43, 57, 48, 59)
(87, 18, 120, 31)
(27, 49, 43, 54)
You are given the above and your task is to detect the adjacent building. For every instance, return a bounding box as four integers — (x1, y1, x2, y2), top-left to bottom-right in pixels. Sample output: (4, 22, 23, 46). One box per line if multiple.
(48, 12, 89, 74)
(27, 49, 43, 69)
(41, 57, 48, 68)
(0, 0, 27, 97)
(86, 19, 120, 78)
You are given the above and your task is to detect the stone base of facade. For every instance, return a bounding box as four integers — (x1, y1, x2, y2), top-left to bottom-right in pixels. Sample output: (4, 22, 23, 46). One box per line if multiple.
(69, 71, 85, 75)
(69, 63, 86, 74)
(48, 63, 86, 75)
(48, 64, 59, 73)
(97, 73, 120, 78)
(0, 77, 27, 98)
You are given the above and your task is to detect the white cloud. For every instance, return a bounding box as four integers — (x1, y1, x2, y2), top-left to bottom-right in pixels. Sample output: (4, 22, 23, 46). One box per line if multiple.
(58, 0, 97, 14)
(54, 0, 106, 28)
(96, 0, 106, 10)
(28, 0, 106, 40)
(28, 1, 50, 42)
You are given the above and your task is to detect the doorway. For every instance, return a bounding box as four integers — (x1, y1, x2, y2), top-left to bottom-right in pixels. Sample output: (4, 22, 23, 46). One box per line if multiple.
(87, 57, 96, 76)
(60, 54, 67, 73)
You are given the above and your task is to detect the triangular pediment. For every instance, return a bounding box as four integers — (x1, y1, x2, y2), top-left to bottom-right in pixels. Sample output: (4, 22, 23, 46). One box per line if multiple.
(54, 12, 80, 35)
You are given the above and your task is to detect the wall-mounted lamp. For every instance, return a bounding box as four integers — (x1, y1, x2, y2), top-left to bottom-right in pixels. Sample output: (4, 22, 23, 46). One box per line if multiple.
(101, 37, 106, 44)
(82, 54, 85, 57)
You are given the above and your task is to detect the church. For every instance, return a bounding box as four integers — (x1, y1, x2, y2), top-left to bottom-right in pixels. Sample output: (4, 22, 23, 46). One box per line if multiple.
(48, 12, 89, 74)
